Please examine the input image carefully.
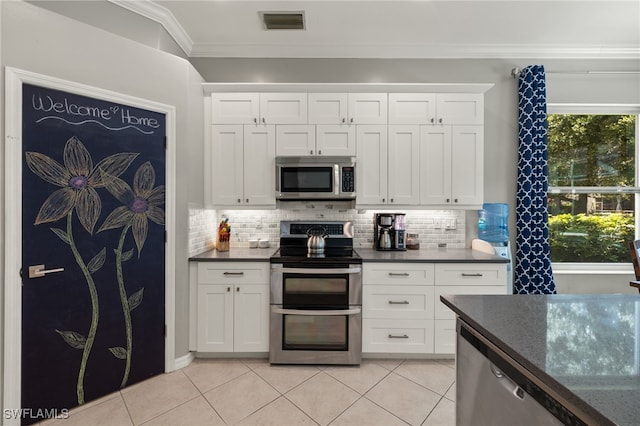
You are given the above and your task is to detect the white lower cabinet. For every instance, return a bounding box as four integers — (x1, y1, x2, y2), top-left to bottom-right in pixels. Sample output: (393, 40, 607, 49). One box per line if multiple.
(196, 262, 269, 353)
(363, 261, 507, 356)
(433, 263, 507, 354)
(362, 263, 435, 354)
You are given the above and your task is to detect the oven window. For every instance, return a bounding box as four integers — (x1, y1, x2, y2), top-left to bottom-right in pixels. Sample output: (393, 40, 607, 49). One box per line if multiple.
(281, 167, 333, 192)
(283, 314, 348, 351)
(283, 274, 349, 307)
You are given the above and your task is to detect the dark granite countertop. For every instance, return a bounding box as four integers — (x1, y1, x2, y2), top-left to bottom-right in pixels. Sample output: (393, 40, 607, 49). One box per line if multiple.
(190, 247, 509, 263)
(189, 247, 274, 261)
(440, 294, 640, 426)
(356, 247, 509, 263)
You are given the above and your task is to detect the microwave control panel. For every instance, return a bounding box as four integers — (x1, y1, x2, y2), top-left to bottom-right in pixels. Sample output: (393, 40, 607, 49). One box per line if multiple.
(342, 167, 355, 193)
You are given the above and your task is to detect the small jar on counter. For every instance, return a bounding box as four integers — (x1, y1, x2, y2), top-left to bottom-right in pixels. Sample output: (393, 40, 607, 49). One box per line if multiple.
(406, 233, 420, 250)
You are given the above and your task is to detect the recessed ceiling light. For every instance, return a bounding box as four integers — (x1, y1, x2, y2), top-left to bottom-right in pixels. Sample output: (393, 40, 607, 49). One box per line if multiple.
(259, 11, 305, 30)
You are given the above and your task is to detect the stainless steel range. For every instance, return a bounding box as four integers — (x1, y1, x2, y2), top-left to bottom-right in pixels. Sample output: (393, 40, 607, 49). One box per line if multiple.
(269, 220, 362, 365)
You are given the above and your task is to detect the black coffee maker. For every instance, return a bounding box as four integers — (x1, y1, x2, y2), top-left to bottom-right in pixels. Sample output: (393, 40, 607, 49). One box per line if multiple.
(374, 213, 406, 251)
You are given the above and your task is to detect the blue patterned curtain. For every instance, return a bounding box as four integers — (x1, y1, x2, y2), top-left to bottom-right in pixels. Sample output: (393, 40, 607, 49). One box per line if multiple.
(515, 65, 556, 294)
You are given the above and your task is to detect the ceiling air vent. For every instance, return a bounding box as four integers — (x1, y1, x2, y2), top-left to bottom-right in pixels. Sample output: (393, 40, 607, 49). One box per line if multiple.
(259, 11, 305, 30)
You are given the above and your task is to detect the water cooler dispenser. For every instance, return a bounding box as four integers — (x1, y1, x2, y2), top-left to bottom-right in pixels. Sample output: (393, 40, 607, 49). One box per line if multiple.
(478, 203, 513, 294)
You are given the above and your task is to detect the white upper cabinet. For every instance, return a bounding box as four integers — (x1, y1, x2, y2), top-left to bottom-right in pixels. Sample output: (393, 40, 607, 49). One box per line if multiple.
(209, 124, 276, 207)
(309, 93, 387, 125)
(387, 125, 420, 205)
(389, 93, 483, 125)
(356, 125, 388, 205)
(212, 93, 307, 125)
(315, 125, 356, 156)
(275, 125, 316, 156)
(420, 125, 483, 207)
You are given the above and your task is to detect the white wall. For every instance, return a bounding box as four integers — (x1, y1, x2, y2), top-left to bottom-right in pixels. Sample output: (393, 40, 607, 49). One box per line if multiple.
(1, 0, 204, 383)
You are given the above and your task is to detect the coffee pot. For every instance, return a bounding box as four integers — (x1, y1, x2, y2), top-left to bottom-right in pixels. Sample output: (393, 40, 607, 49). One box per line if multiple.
(379, 228, 392, 249)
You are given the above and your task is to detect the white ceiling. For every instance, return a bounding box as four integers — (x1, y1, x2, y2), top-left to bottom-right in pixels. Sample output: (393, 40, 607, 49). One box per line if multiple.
(36, 0, 640, 59)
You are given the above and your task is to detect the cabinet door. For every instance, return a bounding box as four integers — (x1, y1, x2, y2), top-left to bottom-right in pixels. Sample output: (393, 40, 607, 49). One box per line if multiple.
(260, 93, 307, 124)
(420, 126, 452, 205)
(316, 125, 356, 156)
(276, 125, 316, 156)
(233, 285, 270, 352)
(451, 125, 483, 206)
(244, 125, 276, 206)
(348, 93, 388, 124)
(211, 93, 259, 124)
(356, 125, 388, 205)
(436, 93, 484, 125)
(308, 93, 348, 124)
(197, 285, 234, 352)
(211, 125, 244, 206)
(388, 93, 436, 125)
(388, 125, 420, 205)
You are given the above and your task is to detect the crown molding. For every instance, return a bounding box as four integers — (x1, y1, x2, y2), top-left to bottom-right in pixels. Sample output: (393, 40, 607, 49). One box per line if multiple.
(109, 0, 194, 56)
(190, 43, 640, 59)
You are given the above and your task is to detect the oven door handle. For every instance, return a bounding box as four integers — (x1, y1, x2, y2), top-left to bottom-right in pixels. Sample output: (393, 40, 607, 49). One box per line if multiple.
(271, 266, 362, 274)
(271, 307, 361, 316)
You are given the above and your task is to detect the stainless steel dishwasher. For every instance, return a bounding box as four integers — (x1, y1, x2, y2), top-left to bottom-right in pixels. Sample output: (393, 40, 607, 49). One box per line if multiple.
(456, 319, 578, 425)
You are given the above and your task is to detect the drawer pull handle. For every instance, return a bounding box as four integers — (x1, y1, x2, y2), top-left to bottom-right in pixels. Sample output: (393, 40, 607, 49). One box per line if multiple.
(461, 273, 483, 277)
(223, 272, 245, 276)
(388, 272, 410, 277)
(388, 334, 409, 339)
(388, 300, 410, 305)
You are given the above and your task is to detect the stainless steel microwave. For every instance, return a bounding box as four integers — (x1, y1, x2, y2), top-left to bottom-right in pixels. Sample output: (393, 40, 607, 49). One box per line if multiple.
(275, 156, 356, 200)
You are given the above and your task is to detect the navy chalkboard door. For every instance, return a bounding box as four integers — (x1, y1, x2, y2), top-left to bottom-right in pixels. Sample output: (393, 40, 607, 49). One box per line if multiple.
(21, 83, 166, 422)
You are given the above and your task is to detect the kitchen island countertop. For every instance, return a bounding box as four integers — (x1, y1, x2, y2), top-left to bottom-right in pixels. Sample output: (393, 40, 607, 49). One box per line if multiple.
(441, 293, 640, 426)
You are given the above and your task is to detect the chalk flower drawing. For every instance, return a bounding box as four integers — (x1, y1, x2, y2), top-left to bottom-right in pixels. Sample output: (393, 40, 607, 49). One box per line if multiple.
(99, 161, 165, 387)
(25, 137, 138, 405)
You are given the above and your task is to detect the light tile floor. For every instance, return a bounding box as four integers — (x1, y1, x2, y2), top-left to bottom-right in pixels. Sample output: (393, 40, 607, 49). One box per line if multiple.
(41, 358, 455, 426)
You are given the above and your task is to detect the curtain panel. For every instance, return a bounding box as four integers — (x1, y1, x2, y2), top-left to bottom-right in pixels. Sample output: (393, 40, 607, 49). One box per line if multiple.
(515, 65, 556, 294)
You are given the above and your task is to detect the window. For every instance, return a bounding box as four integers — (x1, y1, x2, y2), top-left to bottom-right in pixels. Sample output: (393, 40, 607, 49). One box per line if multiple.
(547, 105, 639, 264)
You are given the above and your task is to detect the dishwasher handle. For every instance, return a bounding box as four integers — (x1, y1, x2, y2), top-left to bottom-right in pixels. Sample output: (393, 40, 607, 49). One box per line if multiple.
(490, 363, 525, 400)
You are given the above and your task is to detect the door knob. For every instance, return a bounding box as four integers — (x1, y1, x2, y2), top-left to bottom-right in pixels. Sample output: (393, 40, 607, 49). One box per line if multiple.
(28, 264, 64, 278)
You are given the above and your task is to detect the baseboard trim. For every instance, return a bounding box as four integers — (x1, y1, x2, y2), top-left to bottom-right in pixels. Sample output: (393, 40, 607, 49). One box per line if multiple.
(174, 352, 195, 370)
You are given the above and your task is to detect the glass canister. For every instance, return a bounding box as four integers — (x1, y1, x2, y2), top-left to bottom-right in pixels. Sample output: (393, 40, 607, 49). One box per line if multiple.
(406, 233, 420, 250)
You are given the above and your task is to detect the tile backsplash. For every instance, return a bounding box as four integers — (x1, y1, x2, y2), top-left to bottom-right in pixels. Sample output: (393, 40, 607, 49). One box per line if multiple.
(189, 202, 468, 256)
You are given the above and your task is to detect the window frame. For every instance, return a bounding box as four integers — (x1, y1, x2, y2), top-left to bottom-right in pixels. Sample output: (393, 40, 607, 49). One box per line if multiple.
(546, 103, 640, 271)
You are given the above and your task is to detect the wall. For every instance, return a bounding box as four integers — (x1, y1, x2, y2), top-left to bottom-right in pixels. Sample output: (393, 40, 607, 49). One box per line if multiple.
(188, 205, 466, 257)
(1, 0, 204, 388)
(190, 57, 640, 294)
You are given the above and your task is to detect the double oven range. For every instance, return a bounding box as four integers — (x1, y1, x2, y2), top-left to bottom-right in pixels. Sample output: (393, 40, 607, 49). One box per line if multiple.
(269, 221, 362, 365)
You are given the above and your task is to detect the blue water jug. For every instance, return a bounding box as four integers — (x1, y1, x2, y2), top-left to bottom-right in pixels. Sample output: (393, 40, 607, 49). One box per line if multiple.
(478, 203, 509, 243)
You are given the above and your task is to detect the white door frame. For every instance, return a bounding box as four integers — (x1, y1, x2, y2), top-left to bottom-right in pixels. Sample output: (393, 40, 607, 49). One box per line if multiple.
(3, 67, 177, 423)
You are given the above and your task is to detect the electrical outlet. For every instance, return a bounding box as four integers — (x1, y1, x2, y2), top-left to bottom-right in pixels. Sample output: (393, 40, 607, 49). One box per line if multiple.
(445, 219, 457, 230)
(434, 219, 442, 229)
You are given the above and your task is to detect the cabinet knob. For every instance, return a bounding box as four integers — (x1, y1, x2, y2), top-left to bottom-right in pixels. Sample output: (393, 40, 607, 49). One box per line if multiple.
(310, 150, 314, 155)
(253, 118, 257, 124)
(318, 150, 322, 155)
(236, 287, 240, 292)
(446, 198, 450, 203)
(382, 198, 385, 203)
(237, 198, 241, 203)
(350, 118, 354, 124)
(430, 117, 435, 124)
(342, 118, 346, 124)
(262, 117, 266, 124)
(246, 198, 249, 203)
(438, 118, 443, 124)
(454, 198, 458, 203)
(227, 287, 231, 292)
(390, 198, 394, 203)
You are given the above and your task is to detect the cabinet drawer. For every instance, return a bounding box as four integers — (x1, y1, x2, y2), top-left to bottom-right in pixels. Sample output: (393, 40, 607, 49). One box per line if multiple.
(364, 263, 434, 285)
(362, 319, 434, 353)
(197, 262, 269, 284)
(434, 319, 456, 354)
(363, 285, 434, 319)
(435, 285, 505, 319)
(435, 263, 505, 285)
